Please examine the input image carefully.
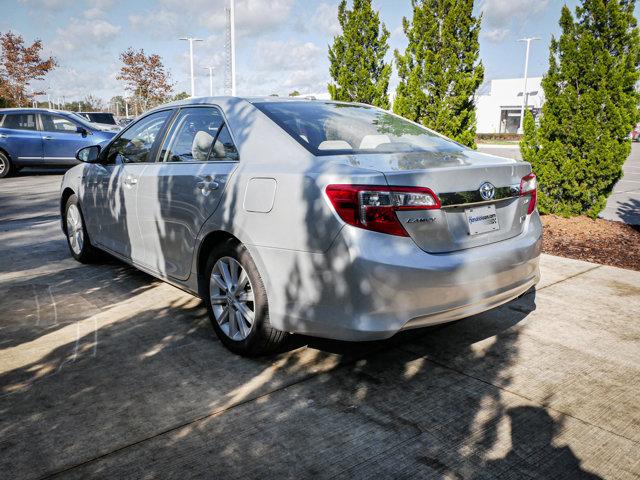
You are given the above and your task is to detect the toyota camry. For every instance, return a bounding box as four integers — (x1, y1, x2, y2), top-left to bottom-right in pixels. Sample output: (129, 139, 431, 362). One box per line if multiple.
(60, 97, 541, 356)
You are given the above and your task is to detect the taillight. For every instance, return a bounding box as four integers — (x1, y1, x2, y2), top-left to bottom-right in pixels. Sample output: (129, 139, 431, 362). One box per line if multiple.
(325, 184, 440, 237)
(520, 173, 537, 214)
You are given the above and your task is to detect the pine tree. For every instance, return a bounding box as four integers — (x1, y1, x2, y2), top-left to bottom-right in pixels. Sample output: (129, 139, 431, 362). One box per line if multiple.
(520, 0, 640, 218)
(393, 0, 484, 148)
(328, 0, 391, 109)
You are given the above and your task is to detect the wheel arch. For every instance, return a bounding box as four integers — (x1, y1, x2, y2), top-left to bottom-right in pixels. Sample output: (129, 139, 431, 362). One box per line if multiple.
(0, 146, 12, 161)
(196, 230, 240, 298)
(60, 187, 76, 234)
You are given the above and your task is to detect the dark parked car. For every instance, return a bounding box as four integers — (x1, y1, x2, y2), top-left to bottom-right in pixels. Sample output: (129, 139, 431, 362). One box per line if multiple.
(0, 108, 117, 177)
(77, 111, 117, 125)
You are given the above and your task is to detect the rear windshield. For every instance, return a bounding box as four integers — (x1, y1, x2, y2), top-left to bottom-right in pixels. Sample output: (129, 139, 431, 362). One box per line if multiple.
(253, 101, 464, 156)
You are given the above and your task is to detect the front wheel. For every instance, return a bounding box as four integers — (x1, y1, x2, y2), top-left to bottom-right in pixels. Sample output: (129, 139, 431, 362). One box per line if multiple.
(64, 195, 100, 263)
(205, 239, 289, 356)
(0, 152, 13, 178)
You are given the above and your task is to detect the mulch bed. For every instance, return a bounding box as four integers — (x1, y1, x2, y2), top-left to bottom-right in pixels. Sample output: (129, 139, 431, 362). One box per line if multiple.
(541, 215, 640, 271)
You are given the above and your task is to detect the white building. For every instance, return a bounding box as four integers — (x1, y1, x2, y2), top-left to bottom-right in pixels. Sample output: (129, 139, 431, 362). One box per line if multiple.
(476, 77, 544, 134)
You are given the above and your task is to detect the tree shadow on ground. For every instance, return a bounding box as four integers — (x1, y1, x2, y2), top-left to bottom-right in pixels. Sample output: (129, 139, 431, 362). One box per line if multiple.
(0, 265, 602, 479)
(616, 197, 640, 230)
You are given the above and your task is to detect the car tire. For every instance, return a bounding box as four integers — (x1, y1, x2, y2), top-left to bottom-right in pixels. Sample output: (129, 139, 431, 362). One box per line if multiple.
(64, 194, 100, 263)
(0, 152, 13, 178)
(205, 239, 289, 356)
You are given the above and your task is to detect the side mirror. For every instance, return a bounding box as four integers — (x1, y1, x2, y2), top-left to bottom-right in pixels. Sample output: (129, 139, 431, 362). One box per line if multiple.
(76, 145, 101, 163)
(76, 126, 89, 136)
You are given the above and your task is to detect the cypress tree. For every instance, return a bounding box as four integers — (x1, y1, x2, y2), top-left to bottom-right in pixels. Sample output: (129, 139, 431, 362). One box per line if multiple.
(328, 0, 391, 109)
(393, 0, 484, 147)
(520, 0, 640, 217)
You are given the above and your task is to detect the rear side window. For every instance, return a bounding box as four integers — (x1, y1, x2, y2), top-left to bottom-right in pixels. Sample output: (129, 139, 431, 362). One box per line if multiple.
(159, 106, 238, 162)
(2, 114, 37, 131)
(105, 110, 172, 164)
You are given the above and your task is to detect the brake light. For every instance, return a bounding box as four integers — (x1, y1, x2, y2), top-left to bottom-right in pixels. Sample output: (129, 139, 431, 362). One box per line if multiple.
(325, 184, 440, 237)
(520, 173, 537, 215)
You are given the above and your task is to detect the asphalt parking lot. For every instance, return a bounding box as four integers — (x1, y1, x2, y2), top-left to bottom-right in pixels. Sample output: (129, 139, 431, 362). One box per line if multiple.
(1, 171, 639, 479)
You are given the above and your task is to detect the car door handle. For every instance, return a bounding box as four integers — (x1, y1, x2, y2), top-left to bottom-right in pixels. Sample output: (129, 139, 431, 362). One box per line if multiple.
(0, 133, 8, 139)
(123, 176, 138, 186)
(43, 135, 53, 140)
(196, 176, 219, 195)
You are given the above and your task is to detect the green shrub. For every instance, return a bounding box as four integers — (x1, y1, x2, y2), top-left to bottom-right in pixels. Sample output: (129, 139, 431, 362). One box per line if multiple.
(520, 1, 640, 218)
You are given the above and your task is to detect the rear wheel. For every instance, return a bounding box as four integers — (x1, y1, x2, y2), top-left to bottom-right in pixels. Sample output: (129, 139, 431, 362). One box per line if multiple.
(0, 152, 13, 178)
(205, 239, 289, 356)
(64, 195, 100, 263)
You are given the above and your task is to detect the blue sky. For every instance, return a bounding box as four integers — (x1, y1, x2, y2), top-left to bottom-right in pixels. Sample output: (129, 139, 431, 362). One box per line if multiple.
(3, 0, 639, 102)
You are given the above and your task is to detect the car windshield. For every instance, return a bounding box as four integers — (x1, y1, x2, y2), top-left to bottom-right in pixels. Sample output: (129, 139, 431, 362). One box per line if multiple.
(253, 101, 464, 156)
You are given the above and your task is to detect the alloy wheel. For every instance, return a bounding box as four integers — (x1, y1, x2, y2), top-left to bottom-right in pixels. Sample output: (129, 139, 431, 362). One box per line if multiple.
(0, 158, 6, 176)
(210, 256, 256, 341)
(66, 204, 84, 255)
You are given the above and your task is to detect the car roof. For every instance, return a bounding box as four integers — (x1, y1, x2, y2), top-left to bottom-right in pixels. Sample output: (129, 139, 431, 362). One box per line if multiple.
(78, 111, 113, 114)
(146, 96, 364, 113)
(0, 107, 72, 115)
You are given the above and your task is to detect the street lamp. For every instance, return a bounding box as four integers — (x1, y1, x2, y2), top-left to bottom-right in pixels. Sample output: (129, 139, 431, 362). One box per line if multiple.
(180, 36, 204, 97)
(202, 66, 215, 96)
(517, 37, 540, 134)
(230, 0, 236, 96)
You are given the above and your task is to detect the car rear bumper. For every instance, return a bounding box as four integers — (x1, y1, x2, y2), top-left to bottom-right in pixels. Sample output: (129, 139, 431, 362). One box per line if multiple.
(252, 212, 542, 341)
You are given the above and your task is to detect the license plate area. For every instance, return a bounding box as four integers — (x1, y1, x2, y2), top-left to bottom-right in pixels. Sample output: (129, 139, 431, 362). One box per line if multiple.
(465, 205, 499, 235)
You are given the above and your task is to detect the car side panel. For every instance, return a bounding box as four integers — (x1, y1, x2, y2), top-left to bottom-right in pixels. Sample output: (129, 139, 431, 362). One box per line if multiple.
(41, 130, 94, 163)
(137, 161, 237, 280)
(0, 126, 43, 164)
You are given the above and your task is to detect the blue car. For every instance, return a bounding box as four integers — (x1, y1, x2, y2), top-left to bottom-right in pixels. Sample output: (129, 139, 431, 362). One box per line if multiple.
(0, 108, 116, 177)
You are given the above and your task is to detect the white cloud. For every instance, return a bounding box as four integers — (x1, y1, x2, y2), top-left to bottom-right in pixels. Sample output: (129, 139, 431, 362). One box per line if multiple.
(245, 39, 327, 95)
(34, 62, 121, 100)
(482, 27, 509, 43)
(480, 0, 550, 26)
(128, 0, 294, 39)
(18, 0, 72, 10)
(254, 40, 321, 70)
(311, 2, 341, 36)
(50, 18, 121, 55)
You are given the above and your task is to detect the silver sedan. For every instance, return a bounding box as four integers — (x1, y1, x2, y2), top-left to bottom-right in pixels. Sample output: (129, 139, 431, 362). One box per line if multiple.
(60, 97, 541, 356)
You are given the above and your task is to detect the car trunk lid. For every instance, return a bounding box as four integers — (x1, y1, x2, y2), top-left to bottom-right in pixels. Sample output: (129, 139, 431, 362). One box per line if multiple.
(330, 148, 533, 253)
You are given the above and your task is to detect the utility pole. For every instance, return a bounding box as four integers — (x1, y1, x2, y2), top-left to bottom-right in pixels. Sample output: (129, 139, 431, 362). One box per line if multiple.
(180, 36, 203, 97)
(517, 37, 540, 134)
(203, 66, 214, 96)
(230, 0, 236, 96)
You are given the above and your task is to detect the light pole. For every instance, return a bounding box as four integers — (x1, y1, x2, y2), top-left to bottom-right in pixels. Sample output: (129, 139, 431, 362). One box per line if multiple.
(517, 37, 540, 133)
(230, 0, 236, 96)
(180, 36, 203, 97)
(202, 66, 214, 96)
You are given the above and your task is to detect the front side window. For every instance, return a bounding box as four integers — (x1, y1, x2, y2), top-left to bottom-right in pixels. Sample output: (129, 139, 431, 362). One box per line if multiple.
(105, 110, 172, 164)
(2, 114, 37, 131)
(160, 107, 238, 162)
(253, 101, 464, 156)
(40, 114, 79, 133)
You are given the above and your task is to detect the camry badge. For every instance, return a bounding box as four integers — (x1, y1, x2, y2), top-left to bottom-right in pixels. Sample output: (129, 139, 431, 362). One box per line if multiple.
(479, 182, 495, 201)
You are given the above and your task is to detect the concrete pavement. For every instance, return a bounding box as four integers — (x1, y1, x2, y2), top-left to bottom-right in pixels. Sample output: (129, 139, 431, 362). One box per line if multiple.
(478, 142, 640, 225)
(1, 172, 639, 479)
